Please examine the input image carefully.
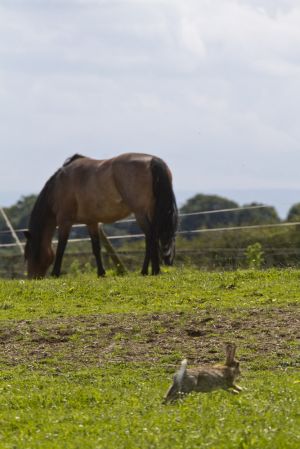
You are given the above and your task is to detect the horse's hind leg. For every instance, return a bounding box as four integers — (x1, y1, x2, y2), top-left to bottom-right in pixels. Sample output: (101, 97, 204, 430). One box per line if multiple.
(51, 223, 71, 277)
(142, 233, 159, 275)
(135, 214, 151, 275)
(136, 214, 160, 276)
(87, 223, 106, 277)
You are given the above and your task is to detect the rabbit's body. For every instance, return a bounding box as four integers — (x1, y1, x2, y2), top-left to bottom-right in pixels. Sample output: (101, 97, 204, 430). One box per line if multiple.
(181, 365, 239, 393)
(164, 344, 242, 403)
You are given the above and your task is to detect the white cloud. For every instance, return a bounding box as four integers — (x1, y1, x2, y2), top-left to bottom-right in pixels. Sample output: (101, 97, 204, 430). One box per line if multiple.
(1, 0, 300, 203)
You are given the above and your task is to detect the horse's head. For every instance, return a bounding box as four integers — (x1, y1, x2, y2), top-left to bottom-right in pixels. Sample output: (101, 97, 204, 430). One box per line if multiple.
(24, 231, 54, 279)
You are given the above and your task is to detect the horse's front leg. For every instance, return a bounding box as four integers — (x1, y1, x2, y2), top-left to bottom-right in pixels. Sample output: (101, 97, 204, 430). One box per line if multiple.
(141, 234, 151, 275)
(87, 223, 106, 277)
(51, 223, 71, 277)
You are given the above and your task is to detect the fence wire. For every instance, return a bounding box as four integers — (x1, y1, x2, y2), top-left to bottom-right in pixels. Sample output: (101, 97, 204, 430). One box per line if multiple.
(0, 204, 298, 249)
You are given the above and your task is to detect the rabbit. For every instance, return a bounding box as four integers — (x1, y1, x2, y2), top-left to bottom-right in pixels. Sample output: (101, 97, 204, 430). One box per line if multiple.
(163, 343, 242, 403)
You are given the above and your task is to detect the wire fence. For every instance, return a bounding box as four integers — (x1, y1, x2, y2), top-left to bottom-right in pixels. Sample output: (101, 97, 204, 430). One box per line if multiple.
(1, 220, 300, 249)
(1, 203, 300, 277)
(0, 204, 294, 247)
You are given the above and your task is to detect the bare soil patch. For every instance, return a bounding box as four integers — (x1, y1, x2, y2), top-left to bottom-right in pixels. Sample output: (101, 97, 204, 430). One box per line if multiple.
(0, 306, 299, 370)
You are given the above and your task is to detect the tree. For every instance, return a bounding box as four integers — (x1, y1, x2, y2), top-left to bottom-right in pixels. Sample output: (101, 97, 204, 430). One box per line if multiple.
(3, 195, 37, 229)
(180, 194, 239, 231)
(236, 202, 280, 226)
(287, 203, 300, 222)
(0, 195, 37, 245)
(179, 195, 280, 234)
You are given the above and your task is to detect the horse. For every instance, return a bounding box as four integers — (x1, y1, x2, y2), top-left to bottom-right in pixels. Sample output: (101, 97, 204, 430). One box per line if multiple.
(24, 153, 178, 278)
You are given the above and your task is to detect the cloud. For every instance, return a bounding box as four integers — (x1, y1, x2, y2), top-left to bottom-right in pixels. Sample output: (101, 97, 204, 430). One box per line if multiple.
(1, 0, 300, 200)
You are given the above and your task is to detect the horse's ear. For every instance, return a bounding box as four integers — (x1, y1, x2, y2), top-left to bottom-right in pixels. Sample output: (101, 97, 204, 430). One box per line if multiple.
(24, 230, 31, 240)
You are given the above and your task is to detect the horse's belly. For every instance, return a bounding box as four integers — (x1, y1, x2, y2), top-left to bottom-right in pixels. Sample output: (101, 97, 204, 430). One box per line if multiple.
(76, 196, 131, 224)
(95, 202, 131, 224)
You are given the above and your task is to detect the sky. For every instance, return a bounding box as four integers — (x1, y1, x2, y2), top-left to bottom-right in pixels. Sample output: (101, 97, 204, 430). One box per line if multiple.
(1, 0, 300, 217)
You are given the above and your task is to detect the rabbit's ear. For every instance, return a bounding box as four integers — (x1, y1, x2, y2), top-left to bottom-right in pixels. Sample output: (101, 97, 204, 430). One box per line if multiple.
(225, 343, 236, 364)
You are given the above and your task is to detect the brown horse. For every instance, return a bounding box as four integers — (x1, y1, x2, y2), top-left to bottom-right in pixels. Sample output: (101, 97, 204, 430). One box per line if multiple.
(24, 153, 178, 278)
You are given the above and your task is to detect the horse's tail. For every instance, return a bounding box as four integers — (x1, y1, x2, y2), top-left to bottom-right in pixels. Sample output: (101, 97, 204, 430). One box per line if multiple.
(151, 157, 178, 265)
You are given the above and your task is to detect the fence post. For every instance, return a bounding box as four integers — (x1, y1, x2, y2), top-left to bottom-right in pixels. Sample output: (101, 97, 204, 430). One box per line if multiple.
(0, 207, 24, 255)
(98, 225, 127, 275)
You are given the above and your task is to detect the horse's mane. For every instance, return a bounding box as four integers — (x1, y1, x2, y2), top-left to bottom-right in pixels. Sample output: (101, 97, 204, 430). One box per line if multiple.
(28, 154, 86, 260)
(63, 153, 85, 166)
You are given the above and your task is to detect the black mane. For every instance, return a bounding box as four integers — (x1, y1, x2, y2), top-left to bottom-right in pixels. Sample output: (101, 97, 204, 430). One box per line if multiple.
(63, 154, 85, 167)
(27, 154, 85, 260)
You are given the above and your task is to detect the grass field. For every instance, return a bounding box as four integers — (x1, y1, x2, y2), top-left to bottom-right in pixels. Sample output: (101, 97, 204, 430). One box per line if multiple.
(0, 268, 299, 448)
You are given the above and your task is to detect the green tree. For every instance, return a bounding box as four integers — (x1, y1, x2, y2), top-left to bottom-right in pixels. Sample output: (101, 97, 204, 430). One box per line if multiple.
(179, 195, 280, 234)
(0, 195, 37, 244)
(180, 194, 239, 231)
(236, 202, 280, 226)
(3, 195, 37, 229)
(287, 203, 300, 222)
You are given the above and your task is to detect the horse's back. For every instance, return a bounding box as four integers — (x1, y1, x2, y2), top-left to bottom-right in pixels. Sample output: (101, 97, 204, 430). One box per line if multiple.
(111, 153, 160, 217)
(52, 156, 129, 224)
(52, 153, 160, 224)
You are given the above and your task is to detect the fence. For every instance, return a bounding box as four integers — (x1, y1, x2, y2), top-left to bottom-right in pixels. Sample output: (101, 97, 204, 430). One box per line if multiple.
(1, 204, 300, 277)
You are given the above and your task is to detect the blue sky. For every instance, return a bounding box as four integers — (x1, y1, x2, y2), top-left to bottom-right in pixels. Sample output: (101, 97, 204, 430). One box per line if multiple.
(1, 0, 300, 217)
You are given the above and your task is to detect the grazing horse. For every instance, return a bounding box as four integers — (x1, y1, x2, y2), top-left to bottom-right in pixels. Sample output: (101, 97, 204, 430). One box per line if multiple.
(24, 153, 178, 278)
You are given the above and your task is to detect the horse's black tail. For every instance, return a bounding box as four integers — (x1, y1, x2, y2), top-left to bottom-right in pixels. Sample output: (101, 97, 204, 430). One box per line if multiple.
(151, 157, 178, 265)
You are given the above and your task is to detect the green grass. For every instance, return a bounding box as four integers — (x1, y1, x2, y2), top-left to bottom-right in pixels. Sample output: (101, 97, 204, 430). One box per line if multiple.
(0, 268, 299, 320)
(0, 366, 299, 449)
(0, 268, 299, 448)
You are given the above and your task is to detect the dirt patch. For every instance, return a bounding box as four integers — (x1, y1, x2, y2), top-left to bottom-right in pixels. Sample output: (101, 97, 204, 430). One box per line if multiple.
(0, 307, 299, 370)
